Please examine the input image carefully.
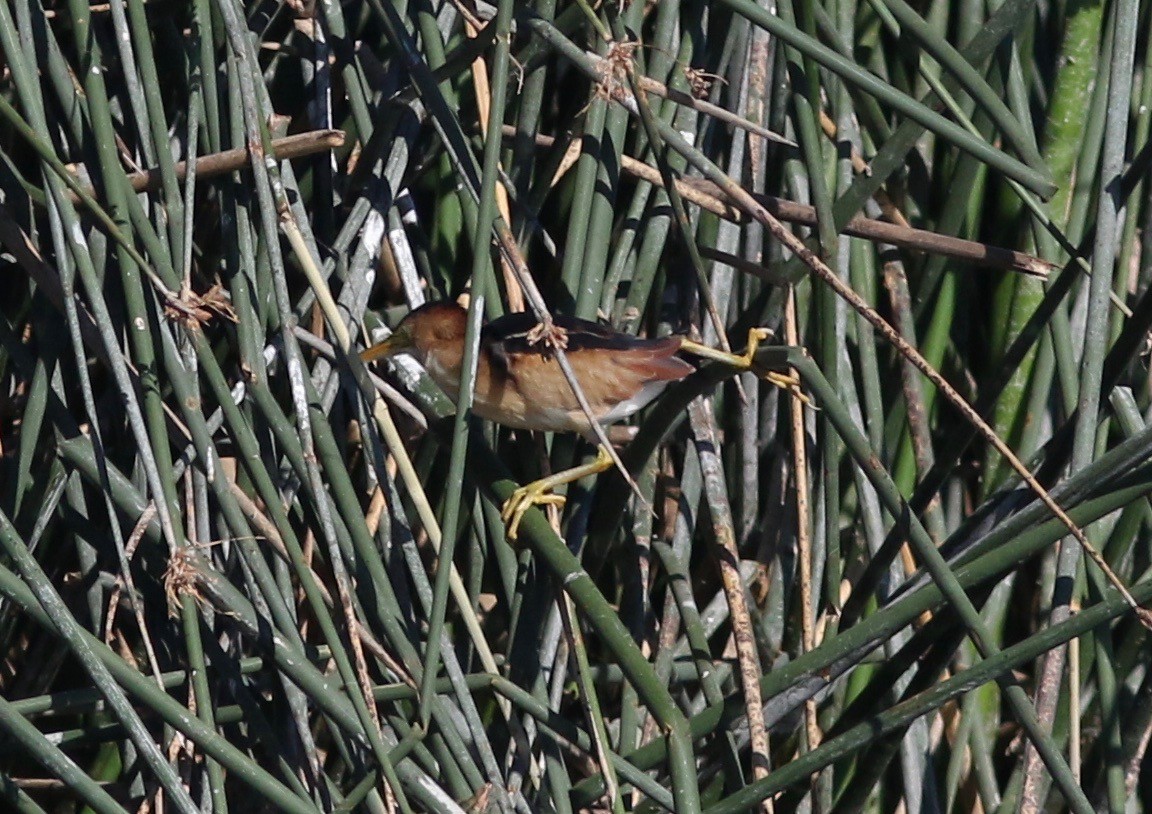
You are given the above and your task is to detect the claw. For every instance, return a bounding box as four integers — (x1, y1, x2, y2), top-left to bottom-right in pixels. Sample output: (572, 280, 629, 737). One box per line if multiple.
(501, 488, 566, 542)
(735, 329, 812, 405)
(679, 328, 811, 406)
(498, 447, 615, 542)
(759, 369, 812, 406)
(737, 327, 774, 367)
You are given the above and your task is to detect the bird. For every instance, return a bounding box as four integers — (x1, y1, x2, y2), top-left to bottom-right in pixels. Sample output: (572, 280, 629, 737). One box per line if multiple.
(361, 300, 776, 539)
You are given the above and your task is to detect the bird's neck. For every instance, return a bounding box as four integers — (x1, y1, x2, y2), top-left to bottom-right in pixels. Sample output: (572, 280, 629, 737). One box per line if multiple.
(420, 343, 466, 397)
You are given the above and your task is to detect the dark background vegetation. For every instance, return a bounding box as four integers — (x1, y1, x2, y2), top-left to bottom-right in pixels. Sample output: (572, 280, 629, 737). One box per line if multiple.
(0, 0, 1151, 812)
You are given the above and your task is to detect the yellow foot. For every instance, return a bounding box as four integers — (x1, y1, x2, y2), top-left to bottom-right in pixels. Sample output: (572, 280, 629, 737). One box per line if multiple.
(501, 487, 566, 542)
(737, 327, 774, 367)
(499, 446, 615, 542)
(761, 369, 811, 406)
(680, 327, 774, 370)
(680, 328, 810, 403)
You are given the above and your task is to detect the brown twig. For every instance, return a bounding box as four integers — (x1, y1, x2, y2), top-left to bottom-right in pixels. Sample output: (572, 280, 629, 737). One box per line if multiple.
(688, 398, 773, 806)
(784, 292, 821, 773)
(587, 46, 794, 148)
(67, 129, 346, 202)
(503, 127, 1054, 278)
(687, 158, 1152, 628)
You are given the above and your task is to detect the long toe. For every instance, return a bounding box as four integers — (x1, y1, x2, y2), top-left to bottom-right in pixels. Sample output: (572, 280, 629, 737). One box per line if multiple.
(502, 487, 567, 541)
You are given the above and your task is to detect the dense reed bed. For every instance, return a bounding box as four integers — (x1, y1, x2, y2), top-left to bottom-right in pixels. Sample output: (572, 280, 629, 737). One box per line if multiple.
(1, 0, 1151, 812)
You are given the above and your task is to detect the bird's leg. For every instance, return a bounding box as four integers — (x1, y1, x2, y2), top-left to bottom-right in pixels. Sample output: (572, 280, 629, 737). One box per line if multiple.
(501, 445, 615, 541)
(680, 329, 805, 395)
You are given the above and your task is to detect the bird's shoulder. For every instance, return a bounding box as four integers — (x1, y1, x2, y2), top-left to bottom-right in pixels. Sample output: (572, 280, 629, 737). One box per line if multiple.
(483, 311, 673, 356)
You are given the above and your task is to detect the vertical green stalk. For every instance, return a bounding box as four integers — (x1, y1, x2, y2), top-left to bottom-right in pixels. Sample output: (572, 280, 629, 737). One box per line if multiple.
(63, 0, 183, 546)
(123, 0, 186, 262)
(417, 0, 515, 728)
(986, 0, 1101, 491)
(510, 0, 556, 203)
(1036, 1, 1141, 807)
(559, 91, 610, 313)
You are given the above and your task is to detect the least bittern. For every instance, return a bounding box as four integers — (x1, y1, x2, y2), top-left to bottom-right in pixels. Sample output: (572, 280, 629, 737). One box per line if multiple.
(362, 301, 777, 539)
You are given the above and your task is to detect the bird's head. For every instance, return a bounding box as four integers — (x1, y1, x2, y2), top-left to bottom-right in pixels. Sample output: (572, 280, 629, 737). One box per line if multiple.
(360, 301, 468, 367)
